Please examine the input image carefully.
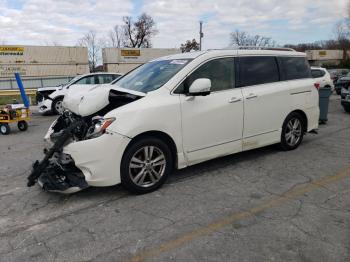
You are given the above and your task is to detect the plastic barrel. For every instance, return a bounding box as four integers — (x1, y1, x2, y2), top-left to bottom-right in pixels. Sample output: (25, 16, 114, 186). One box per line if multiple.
(319, 87, 332, 124)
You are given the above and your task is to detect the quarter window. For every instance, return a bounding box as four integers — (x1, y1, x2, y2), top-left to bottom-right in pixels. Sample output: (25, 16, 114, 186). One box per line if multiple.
(279, 57, 311, 80)
(311, 69, 325, 78)
(237, 56, 279, 87)
(175, 57, 235, 93)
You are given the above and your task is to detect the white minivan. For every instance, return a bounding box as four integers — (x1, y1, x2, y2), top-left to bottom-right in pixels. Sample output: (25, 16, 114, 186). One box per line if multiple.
(28, 48, 319, 194)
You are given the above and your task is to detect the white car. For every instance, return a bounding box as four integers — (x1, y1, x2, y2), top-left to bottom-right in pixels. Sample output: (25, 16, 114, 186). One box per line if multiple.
(36, 72, 122, 114)
(311, 67, 334, 91)
(28, 48, 319, 194)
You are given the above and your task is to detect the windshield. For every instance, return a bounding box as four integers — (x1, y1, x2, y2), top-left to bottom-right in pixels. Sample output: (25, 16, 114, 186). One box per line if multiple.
(113, 59, 192, 93)
(63, 75, 82, 87)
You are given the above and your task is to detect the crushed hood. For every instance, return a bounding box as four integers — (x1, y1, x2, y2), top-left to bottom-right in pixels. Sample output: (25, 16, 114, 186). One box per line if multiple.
(63, 84, 145, 116)
(37, 86, 59, 92)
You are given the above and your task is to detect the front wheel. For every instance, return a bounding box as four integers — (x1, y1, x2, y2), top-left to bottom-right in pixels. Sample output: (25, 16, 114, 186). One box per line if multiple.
(280, 112, 305, 151)
(0, 123, 11, 135)
(52, 97, 64, 115)
(120, 137, 173, 194)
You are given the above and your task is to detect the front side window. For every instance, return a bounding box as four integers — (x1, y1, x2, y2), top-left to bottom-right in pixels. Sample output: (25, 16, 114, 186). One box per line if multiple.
(175, 57, 235, 93)
(279, 57, 311, 80)
(113, 59, 192, 93)
(237, 56, 279, 87)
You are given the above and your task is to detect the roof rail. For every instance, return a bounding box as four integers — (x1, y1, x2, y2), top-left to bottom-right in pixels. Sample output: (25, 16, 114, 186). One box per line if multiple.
(216, 46, 296, 52)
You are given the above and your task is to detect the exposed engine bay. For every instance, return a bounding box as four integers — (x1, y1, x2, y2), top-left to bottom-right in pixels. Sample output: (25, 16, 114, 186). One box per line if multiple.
(27, 88, 144, 193)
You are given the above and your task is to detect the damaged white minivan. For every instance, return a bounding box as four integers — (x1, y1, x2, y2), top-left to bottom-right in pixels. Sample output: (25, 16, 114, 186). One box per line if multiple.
(28, 48, 319, 194)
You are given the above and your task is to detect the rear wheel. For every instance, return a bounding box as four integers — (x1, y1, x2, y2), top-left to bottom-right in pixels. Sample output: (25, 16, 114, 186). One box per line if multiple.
(17, 121, 28, 131)
(280, 112, 305, 151)
(52, 97, 64, 115)
(121, 137, 173, 194)
(0, 123, 11, 135)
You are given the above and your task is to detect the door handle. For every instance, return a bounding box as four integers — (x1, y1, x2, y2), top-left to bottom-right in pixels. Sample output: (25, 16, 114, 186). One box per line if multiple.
(228, 97, 242, 103)
(246, 93, 258, 100)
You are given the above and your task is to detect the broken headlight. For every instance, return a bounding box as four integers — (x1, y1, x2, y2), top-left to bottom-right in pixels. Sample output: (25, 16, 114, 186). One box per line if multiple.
(86, 116, 115, 139)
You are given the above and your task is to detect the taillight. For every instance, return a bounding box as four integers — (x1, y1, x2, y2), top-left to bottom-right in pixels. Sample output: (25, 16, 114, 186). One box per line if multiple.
(314, 83, 320, 90)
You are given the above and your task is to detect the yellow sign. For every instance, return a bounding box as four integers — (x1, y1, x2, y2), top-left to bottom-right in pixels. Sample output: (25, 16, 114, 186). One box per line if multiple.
(0, 46, 24, 56)
(319, 51, 327, 56)
(121, 49, 141, 57)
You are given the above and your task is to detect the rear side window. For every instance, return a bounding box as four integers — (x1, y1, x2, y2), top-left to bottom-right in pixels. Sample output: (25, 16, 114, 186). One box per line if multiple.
(279, 57, 311, 80)
(311, 69, 325, 78)
(237, 56, 279, 87)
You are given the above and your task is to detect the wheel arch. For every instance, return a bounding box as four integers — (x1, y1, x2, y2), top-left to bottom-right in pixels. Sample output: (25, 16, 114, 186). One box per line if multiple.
(128, 130, 179, 169)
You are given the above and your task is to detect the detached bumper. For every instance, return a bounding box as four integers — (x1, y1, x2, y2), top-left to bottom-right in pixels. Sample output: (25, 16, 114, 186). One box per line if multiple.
(63, 131, 131, 187)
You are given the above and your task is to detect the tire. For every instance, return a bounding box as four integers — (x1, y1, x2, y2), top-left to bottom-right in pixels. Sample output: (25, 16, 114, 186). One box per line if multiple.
(17, 121, 28, 131)
(52, 97, 64, 115)
(0, 123, 11, 135)
(120, 136, 173, 194)
(343, 106, 350, 113)
(280, 112, 305, 151)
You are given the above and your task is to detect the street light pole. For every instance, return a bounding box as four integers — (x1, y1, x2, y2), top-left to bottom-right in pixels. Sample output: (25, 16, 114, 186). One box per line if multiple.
(199, 21, 203, 51)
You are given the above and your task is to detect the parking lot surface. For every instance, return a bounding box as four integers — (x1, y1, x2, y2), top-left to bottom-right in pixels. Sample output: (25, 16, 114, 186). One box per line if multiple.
(0, 95, 350, 262)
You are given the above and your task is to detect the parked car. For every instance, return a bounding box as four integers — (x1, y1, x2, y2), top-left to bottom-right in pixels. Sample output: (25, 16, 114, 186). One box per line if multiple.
(28, 49, 319, 194)
(335, 72, 350, 95)
(36, 72, 122, 114)
(311, 67, 334, 91)
(340, 84, 350, 112)
(328, 68, 350, 85)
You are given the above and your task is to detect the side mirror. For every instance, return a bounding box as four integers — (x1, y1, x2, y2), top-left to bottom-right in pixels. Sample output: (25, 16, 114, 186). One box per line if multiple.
(187, 78, 211, 96)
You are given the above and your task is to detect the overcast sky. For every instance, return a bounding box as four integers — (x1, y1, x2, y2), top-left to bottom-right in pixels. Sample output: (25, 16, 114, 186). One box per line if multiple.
(0, 0, 348, 49)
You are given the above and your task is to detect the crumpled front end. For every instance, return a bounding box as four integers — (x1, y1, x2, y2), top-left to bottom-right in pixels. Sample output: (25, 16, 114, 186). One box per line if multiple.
(28, 88, 142, 194)
(36, 152, 88, 194)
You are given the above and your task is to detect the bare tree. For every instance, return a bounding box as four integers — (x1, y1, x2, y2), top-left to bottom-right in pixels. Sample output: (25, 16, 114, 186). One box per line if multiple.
(230, 30, 276, 47)
(44, 40, 61, 46)
(123, 13, 158, 48)
(180, 39, 200, 53)
(77, 30, 100, 72)
(108, 25, 126, 48)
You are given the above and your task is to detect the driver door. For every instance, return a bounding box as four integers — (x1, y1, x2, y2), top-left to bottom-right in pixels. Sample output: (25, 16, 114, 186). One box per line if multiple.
(178, 57, 243, 165)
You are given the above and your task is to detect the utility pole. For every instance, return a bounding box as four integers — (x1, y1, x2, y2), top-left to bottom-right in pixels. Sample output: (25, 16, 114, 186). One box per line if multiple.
(199, 21, 203, 51)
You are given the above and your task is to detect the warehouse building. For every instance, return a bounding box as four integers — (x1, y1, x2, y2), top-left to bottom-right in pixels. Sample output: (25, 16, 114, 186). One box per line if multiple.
(0, 45, 89, 89)
(306, 49, 349, 66)
(102, 48, 181, 73)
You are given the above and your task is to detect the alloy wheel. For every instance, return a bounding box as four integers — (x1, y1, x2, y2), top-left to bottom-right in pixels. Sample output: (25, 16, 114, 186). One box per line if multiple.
(128, 146, 166, 188)
(55, 100, 64, 114)
(285, 118, 302, 147)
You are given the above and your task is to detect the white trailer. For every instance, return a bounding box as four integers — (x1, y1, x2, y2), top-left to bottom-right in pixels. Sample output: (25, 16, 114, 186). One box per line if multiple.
(0, 45, 89, 79)
(102, 48, 181, 73)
